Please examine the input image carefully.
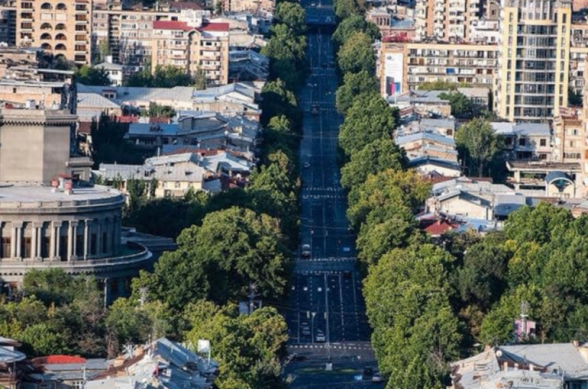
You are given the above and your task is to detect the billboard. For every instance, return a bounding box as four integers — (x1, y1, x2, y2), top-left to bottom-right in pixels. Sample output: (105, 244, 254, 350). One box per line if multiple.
(384, 52, 404, 98)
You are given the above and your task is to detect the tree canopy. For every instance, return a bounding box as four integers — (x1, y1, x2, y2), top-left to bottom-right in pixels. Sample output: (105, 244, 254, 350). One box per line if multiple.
(274, 1, 306, 34)
(455, 118, 503, 176)
(335, 70, 379, 114)
(338, 93, 399, 157)
(337, 32, 375, 75)
(125, 65, 196, 88)
(332, 15, 380, 48)
(438, 91, 475, 119)
(76, 65, 111, 86)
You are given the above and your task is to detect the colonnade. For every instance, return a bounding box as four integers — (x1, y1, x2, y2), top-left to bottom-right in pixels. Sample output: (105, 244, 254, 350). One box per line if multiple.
(1, 216, 122, 261)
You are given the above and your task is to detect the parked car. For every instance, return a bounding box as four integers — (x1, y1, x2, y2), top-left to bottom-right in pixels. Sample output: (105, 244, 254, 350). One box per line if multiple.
(301, 244, 311, 258)
(315, 330, 326, 342)
(372, 373, 383, 383)
(303, 162, 311, 168)
(301, 322, 310, 336)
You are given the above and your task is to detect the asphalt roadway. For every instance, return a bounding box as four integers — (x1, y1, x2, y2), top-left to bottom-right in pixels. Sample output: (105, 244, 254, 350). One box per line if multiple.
(283, 3, 377, 387)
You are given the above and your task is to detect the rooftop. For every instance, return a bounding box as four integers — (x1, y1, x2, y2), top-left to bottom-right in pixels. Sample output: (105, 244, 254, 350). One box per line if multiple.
(0, 184, 123, 204)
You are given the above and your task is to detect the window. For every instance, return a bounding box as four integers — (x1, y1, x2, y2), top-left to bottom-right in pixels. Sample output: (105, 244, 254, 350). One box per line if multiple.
(174, 182, 181, 188)
(1, 237, 10, 258)
(540, 139, 547, 147)
(519, 138, 526, 146)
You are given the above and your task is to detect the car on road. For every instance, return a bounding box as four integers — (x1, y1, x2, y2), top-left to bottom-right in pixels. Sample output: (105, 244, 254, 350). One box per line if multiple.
(291, 353, 307, 362)
(303, 162, 311, 168)
(301, 322, 310, 336)
(315, 330, 326, 342)
(301, 244, 311, 258)
(372, 373, 383, 383)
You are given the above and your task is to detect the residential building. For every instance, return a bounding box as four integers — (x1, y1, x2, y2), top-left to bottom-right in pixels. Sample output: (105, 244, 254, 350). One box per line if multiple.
(221, 0, 275, 13)
(76, 82, 262, 123)
(378, 42, 498, 97)
(151, 20, 230, 86)
(91, 7, 211, 67)
(451, 343, 588, 389)
(94, 58, 126, 86)
(367, 7, 417, 40)
(553, 111, 584, 164)
(16, 0, 92, 65)
(229, 49, 269, 82)
(86, 338, 218, 389)
(0, 81, 151, 303)
(490, 122, 552, 161)
(426, 177, 538, 220)
(94, 150, 254, 197)
(413, 0, 482, 41)
(395, 131, 459, 161)
(495, 0, 572, 122)
(408, 156, 462, 176)
(506, 160, 581, 197)
(0, 1, 16, 46)
(389, 91, 452, 117)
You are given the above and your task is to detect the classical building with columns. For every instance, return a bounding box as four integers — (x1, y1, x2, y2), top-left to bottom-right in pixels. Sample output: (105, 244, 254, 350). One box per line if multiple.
(0, 85, 151, 303)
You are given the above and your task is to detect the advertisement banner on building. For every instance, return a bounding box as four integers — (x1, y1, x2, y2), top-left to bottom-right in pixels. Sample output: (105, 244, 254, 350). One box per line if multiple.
(384, 52, 404, 97)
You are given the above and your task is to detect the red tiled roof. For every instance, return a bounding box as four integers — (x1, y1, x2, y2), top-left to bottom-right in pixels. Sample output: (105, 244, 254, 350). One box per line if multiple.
(32, 355, 87, 365)
(153, 20, 192, 31)
(200, 22, 230, 32)
(420, 219, 460, 236)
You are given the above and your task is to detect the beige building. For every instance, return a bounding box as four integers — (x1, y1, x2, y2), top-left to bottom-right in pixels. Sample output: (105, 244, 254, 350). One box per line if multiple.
(495, 0, 572, 122)
(91, 7, 212, 68)
(378, 42, 497, 96)
(221, 0, 274, 12)
(16, 0, 91, 65)
(414, 0, 482, 41)
(152, 20, 229, 86)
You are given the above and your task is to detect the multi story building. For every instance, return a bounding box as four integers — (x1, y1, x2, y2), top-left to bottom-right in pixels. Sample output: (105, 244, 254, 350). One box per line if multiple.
(495, 0, 572, 122)
(152, 20, 229, 85)
(221, 0, 275, 12)
(414, 0, 482, 41)
(16, 0, 91, 65)
(0, 0, 15, 45)
(378, 42, 497, 97)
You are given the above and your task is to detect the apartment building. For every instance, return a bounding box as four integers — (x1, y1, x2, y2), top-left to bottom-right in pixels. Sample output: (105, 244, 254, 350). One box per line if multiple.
(414, 0, 482, 41)
(495, 0, 572, 122)
(92, 7, 211, 67)
(16, 0, 91, 65)
(0, 0, 15, 45)
(152, 20, 229, 86)
(379, 42, 497, 97)
(221, 0, 275, 13)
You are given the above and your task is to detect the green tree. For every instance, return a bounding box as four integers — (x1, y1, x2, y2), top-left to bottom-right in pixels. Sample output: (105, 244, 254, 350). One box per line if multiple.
(137, 207, 291, 310)
(340, 137, 407, 189)
(125, 65, 195, 88)
(90, 113, 147, 167)
(417, 80, 465, 91)
(184, 302, 288, 389)
(193, 67, 208, 90)
(274, 2, 306, 34)
(347, 169, 430, 230)
(335, 70, 379, 114)
(455, 118, 503, 176)
(438, 91, 475, 118)
(334, 0, 364, 19)
(364, 245, 460, 387)
(339, 93, 398, 157)
(76, 65, 111, 86)
(260, 79, 301, 127)
(332, 15, 380, 48)
(261, 24, 307, 89)
(337, 32, 375, 75)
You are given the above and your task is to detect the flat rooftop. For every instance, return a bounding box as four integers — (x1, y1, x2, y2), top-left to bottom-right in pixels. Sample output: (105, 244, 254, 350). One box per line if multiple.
(0, 184, 122, 203)
(507, 161, 582, 172)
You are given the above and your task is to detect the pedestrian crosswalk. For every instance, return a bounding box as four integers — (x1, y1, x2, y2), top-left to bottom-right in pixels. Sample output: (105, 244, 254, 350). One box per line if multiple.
(296, 269, 356, 276)
(303, 187, 344, 192)
(302, 257, 355, 262)
(289, 343, 372, 351)
(302, 194, 345, 200)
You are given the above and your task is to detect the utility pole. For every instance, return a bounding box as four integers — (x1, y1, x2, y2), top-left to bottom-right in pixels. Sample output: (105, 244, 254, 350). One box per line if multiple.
(247, 283, 258, 315)
(520, 300, 529, 342)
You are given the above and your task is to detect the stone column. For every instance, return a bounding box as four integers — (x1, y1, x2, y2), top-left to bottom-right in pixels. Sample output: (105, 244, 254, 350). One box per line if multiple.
(10, 223, 17, 259)
(50, 221, 62, 260)
(83, 220, 91, 260)
(36, 224, 42, 259)
(13, 222, 23, 260)
(31, 222, 42, 259)
(68, 221, 79, 261)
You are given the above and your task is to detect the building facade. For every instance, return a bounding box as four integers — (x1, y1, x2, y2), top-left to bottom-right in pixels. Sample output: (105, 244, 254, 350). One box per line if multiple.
(16, 0, 91, 65)
(0, 83, 151, 302)
(379, 42, 498, 97)
(495, 0, 572, 122)
(414, 0, 482, 41)
(152, 20, 229, 86)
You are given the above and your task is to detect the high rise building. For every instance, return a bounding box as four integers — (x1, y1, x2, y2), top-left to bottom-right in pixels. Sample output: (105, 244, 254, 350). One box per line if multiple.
(414, 0, 483, 41)
(495, 0, 572, 122)
(16, 0, 92, 65)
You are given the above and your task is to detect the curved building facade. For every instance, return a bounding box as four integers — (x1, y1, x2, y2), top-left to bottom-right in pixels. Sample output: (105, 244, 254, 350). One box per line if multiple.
(0, 97, 151, 302)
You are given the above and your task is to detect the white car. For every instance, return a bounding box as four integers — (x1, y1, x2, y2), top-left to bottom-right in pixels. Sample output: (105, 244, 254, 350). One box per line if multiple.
(315, 331, 326, 342)
(372, 373, 383, 383)
(301, 244, 311, 258)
